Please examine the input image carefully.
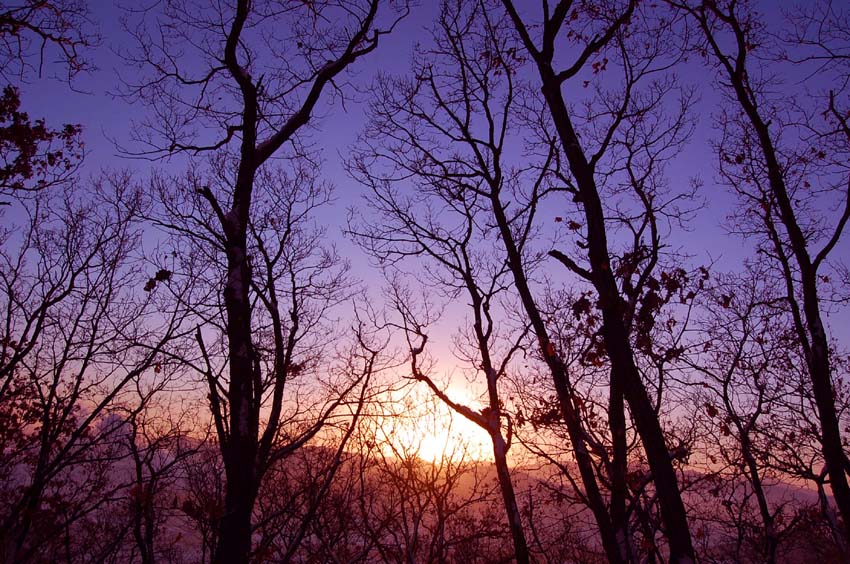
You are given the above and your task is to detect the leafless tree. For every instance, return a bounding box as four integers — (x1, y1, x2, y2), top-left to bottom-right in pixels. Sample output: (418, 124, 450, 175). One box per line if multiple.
(389, 278, 531, 563)
(679, 266, 821, 562)
(146, 156, 390, 562)
(119, 1, 408, 561)
(0, 0, 94, 82)
(352, 0, 700, 559)
(178, 440, 226, 563)
(0, 173, 187, 563)
(119, 387, 207, 564)
(675, 0, 850, 548)
(494, 1, 702, 559)
(348, 4, 565, 561)
(352, 393, 510, 564)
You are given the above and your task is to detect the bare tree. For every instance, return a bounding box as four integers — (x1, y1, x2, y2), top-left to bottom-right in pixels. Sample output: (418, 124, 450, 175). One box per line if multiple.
(0, 173, 187, 563)
(354, 393, 510, 564)
(252, 322, 387, 564)
(493, 1, 701, 560)
(679, 266, 819, 562)
(0, 0, 94, 82)
(146, 155, 390, 563)
(0, 8, 197, 562)
(349, 4, 576, 561)
(675, 0, 850, 547)
(120, 1, 408, 561)
(352, 0, 700, 559)
(178, 440, 226, 563)
(120, 387, 206, 564)
(389, 279, 531, 563)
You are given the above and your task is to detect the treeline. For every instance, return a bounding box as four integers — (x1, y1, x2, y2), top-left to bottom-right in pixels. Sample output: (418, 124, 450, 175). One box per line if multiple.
(1, 0, 849, 562)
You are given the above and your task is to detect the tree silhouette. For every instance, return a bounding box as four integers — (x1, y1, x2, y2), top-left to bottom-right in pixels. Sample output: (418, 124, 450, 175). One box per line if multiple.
(0, 0, 848, 561)
(120, 1, 407, 561)
(676, 0, 850, 549)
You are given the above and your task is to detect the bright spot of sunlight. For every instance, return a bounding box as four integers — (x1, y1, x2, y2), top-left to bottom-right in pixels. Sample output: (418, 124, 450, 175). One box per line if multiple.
(379, 386, 492, 463)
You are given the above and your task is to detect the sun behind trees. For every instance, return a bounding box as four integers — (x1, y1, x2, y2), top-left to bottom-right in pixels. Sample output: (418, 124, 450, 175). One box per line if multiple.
(0, 0, 849, 563)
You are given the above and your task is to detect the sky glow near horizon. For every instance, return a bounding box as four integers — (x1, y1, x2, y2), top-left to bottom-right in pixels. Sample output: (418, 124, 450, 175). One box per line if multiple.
(375, 385, 492, 463)
(8, 0, 849, 465)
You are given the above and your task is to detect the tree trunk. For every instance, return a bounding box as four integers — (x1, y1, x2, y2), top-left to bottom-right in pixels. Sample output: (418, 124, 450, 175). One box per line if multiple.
(491, 431, 531, 564)
(214, 464, 257, 564)
(740, 432, 777, 564)
(609, 373, 633, 562)
(488, 191, 627, 564)
(538, 73, 695, 563)
(213, 197, 261, 564)
(794, 259, 850, 550)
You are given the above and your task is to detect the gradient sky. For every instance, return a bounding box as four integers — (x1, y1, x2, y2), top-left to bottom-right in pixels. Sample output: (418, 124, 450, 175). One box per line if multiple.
(12, 0, 849, 373)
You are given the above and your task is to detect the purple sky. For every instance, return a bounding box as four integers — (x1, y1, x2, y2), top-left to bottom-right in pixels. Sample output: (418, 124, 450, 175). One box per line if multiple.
(13, 0, 849, 355)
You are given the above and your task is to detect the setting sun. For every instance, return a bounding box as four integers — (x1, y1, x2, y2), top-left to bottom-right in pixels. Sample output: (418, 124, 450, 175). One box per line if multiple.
(377, 387, 491, 463)
(5, 0, 848, 562)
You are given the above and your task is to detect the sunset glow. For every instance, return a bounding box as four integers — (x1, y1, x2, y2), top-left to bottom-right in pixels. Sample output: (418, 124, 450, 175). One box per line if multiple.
(3, 0, 849, 562)
(377, 387, 492, 463)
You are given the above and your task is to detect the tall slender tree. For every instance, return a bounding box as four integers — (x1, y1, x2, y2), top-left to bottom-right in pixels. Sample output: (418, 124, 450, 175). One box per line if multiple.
(121, 2, 407, 561)
(496, 1, 697, 560)
(676, 0, 850, 548)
